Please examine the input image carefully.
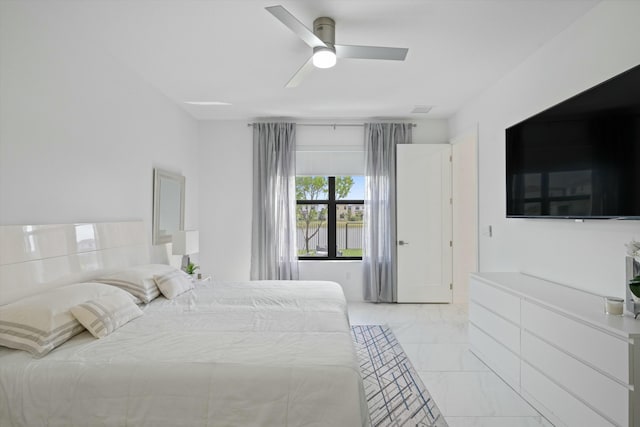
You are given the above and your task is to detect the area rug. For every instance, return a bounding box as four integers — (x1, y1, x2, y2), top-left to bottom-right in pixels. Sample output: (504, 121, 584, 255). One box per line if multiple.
(351, 325, 448, 427)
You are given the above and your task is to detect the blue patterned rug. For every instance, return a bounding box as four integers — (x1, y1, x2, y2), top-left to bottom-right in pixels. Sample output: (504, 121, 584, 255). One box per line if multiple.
(351, 325, 448, 427)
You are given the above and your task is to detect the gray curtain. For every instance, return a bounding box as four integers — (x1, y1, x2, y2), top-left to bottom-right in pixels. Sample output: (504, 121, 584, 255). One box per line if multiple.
(363, 123, 412, 302)
(250, 123, 299, 280)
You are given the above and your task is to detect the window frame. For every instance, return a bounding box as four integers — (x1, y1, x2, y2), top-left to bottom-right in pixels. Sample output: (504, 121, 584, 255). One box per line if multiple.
(297, 176, 363, 261)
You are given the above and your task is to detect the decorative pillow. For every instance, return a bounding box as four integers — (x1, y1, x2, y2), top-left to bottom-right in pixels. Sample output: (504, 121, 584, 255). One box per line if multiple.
(0, 283, 135, 357)
(71, 293, 143, 339)
(95, 264, 176, 303)
(154, 269, 194, 299)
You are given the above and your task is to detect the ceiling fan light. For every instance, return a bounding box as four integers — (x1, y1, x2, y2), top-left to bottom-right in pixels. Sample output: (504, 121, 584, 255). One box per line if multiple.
(312, 47, 336, 68)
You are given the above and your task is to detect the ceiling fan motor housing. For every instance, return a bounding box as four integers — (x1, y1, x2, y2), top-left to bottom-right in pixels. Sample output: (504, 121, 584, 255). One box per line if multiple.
(313, 17, 335, 47)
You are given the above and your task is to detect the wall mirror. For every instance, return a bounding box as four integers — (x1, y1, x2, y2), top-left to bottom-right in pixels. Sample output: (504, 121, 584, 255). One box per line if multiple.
(152, 168, 185, 245)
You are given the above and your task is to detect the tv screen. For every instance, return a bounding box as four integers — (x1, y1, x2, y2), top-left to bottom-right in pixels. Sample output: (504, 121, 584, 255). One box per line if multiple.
(506, 64, 640, 219)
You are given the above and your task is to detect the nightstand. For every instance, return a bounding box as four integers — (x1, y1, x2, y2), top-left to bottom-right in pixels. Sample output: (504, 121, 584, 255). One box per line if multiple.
(192, 274, 212, 285)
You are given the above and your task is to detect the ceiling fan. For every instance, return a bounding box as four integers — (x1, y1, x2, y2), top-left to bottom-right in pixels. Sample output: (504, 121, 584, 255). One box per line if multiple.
(265, 5, 409, 88)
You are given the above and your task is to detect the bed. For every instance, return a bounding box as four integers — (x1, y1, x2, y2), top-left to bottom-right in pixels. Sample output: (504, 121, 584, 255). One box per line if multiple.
(0, 223, 369, 426)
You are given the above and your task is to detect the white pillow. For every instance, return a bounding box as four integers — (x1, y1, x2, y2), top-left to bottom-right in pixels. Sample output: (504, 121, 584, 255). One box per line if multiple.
(95, 264, 176, 303)
(154, 269, 194, 299)
(71, 293, 143, 338)
(0, 283, 134, 357)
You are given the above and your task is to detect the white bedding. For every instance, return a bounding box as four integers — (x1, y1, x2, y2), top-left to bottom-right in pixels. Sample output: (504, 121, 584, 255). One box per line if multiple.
(0, 280, 369, 427)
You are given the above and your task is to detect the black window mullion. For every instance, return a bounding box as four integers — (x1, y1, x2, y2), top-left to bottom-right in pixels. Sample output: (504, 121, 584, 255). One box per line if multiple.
(328, 177, 336, 258)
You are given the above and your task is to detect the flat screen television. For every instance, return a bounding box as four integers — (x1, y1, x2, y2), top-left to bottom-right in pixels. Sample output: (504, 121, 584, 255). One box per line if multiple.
(506, 64, 640, 219)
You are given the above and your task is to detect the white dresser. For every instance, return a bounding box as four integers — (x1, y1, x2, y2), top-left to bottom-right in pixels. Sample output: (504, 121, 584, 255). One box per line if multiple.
(469, 272, 640, 427)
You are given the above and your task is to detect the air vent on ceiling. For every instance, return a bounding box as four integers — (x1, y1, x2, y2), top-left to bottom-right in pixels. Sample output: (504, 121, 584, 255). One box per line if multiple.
(411, 105, 433, 114)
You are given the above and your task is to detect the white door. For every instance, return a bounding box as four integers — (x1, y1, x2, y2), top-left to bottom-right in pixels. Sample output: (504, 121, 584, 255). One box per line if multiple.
(397, 144, 452, 303)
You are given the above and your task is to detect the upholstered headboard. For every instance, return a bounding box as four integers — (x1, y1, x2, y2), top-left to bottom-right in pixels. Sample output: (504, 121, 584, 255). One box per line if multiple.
(0, 221, 150, 305)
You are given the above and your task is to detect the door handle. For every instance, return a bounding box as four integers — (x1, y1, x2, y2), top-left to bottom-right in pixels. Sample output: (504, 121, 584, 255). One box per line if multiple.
(398, 240, 409, 246)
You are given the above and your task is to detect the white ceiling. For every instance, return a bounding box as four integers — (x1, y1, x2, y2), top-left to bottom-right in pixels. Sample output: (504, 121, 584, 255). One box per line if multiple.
(32, 0, 599, 121)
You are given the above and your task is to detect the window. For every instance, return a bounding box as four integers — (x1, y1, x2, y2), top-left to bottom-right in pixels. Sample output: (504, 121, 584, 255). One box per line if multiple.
(296, 176, 364, 260)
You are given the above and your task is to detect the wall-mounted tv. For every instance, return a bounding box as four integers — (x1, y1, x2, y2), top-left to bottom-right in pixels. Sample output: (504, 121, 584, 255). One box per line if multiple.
(506, 64, 640, 219)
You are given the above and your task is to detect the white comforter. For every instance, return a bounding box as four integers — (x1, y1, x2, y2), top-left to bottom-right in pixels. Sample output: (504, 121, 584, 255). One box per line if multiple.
(0, 280, 369, 427)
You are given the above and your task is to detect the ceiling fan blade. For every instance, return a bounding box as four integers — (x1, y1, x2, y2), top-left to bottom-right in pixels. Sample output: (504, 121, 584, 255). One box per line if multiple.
(285, 57, 314, 88)
(265, 5, 327, 48)
(335, 44, 408, 61)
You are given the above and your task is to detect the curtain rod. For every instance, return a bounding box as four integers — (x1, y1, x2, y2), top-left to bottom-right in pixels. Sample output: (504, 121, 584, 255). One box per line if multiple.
(246, 123, 417, 128)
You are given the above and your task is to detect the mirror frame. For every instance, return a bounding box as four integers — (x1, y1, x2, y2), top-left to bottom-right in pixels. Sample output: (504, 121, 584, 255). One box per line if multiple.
(152, 168, 185, 245)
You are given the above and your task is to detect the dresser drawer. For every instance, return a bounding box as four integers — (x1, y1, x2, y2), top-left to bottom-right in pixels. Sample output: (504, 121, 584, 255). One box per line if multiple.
(470, 278, 520, 325)
(522, 331, 628, 426)
(469, 301, 520, 354)
(522, 301, 630, 384)
(522, 362, 616, 427)
(469, 323, 520, 390)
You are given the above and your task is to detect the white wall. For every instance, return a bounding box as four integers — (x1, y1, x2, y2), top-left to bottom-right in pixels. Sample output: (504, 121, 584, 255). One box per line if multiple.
(198, 121, 253, 281)
(450, 1, 640, 297)
(413, 120, 449, 145)
(198, 119, 448, 300)
(0, 3, 200, 262)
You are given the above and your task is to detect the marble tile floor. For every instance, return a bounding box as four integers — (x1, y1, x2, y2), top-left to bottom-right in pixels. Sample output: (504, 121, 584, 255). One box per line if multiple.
(348, 302, 554, 427)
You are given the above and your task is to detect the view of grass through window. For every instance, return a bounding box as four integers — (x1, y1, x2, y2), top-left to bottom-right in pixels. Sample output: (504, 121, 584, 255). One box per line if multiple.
(296, 176, 364, 259)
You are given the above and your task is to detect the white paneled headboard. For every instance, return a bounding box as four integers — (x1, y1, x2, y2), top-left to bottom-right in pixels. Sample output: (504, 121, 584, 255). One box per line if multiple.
(0, 221, 150, 305)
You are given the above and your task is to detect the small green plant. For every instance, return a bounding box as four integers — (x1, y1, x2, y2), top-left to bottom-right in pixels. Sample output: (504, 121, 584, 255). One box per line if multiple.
(629, 275, 640, 298)
(185, 262, 200, 275)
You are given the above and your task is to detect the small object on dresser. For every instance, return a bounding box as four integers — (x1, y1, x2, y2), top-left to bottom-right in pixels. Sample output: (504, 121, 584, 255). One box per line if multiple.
(629, 274, 640, 303)
(625, 247, 640, 318)
(604, 296, 624, 316)
(197, 273, 202, 280)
